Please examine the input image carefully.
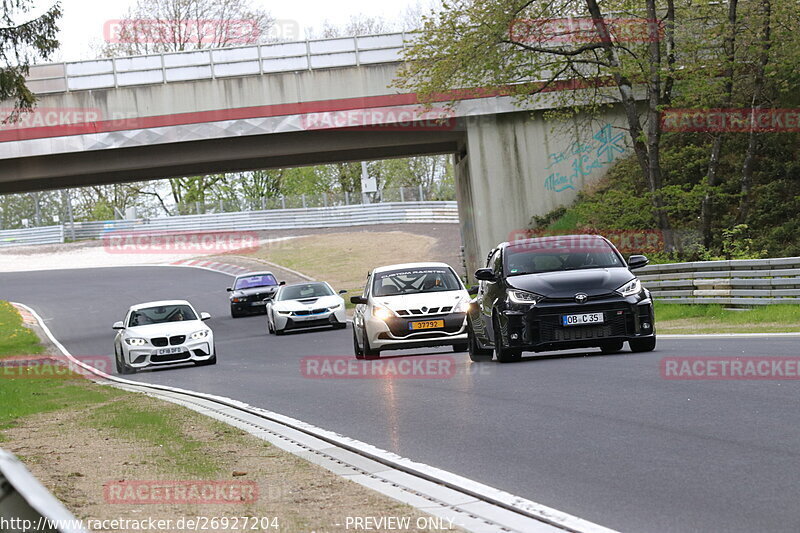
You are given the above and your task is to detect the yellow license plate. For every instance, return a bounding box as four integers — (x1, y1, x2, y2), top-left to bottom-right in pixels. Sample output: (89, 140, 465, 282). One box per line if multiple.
(409, 320, 445, 330)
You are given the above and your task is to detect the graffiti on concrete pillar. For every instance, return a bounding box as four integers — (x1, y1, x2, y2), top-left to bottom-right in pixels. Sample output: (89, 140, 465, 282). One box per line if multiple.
(543, 124, 626, 192)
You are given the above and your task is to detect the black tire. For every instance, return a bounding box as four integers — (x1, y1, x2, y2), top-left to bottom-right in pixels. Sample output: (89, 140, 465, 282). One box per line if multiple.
(231, 306, 243, 319)
(362, 330, 380, 359)
(493, 316, 521, 363)
(452, 342, 469, 353)
(115, 346, 136, 375)
(629, 336, 657, 352)
(600, 341, 625, 354)
(468, 328, 493, 362)
(274, 325, 285, 336)
(333, 322, 348, 330)
(353, 327, 365, 360)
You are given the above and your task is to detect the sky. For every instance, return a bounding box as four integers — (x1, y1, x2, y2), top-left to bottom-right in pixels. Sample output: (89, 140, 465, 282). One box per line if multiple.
(51, 0, 420, 62)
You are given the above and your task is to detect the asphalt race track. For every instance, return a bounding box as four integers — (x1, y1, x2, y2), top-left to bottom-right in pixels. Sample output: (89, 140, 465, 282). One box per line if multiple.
(3, 266, 800, 532)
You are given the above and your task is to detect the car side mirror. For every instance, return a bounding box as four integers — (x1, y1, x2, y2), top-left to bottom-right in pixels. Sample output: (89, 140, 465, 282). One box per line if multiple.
(200, 312, 211, 321)
(350, 296, 367, 305)
(338, 289, 348, 294)
(627, 255, 650, 270)
(467, 286, 479, 296)
(113, 321, 125, 330)
(474, 268, 496, 282)
(279, 281, 286, 286)
(226, 287, 233, 292)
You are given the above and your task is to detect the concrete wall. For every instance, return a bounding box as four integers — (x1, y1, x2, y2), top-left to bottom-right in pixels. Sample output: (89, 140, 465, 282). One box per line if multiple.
(456, 109, 630, 275)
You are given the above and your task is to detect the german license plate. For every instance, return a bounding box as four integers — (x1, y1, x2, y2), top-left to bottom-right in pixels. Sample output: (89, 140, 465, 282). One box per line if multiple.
(562, 313, 604, 326)
(409, 319, 445, 330)
(155, 347, 182, 356)
(251, 301, 266, 306)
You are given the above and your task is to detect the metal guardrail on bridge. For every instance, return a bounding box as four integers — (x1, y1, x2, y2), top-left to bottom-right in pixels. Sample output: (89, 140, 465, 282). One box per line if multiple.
(0, 225, 64, 248)
(640, 257, 800, 305)
(68, 201, 459, 241)
(26, 32, 414, 94)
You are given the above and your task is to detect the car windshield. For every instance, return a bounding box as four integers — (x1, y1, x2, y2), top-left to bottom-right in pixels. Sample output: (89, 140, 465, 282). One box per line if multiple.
(372, 267, 462, 296)
(129, 304, 197, 326)
(235, 274, 277, 289)
(505, 237, 624, 276)
(277, 283, 334, 301)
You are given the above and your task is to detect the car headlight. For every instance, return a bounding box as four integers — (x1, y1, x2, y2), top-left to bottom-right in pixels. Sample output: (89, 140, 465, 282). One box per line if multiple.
(276, 310, 291, 316)
(616, 278, 642, 297)
(125, 338, 147, 346)
(190, 330, 209, 340)
(329, 303, 342, 310)
(454, 299, 471, 313)
(507, 290, 544, 305)
(372, 305, 393, 321)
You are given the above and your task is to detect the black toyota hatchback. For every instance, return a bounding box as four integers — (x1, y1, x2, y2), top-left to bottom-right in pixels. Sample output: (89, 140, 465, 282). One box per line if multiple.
(467, 234, 655, 362)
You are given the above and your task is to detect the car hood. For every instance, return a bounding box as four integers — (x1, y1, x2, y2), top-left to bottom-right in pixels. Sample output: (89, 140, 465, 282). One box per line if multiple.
(232, 286, 278, 297)
(272, 295, 343, 311)
(506, 268, 634, 298)
(375, 290, 468, 311)
(124, 320, 208, 337)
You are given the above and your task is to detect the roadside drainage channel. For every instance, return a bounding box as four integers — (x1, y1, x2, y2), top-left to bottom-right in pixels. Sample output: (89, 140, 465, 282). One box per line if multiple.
(14, 301, 617, 533)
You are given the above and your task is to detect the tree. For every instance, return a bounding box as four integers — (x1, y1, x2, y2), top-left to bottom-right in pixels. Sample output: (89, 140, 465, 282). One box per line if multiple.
(100, 0, 274, 56)
(0, 0, 61, 121)
(396, 0, 695, 249)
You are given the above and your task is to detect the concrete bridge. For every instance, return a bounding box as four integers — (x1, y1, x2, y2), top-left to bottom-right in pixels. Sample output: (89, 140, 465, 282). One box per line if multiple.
(1, 32, 629, 273)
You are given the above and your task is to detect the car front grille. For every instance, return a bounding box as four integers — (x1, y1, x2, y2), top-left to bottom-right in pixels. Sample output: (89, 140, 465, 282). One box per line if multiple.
(151, 337, 168, 347)
(396, 306, 453, 316)
(537, 312, 628, 342)
(293, 308, 328, 316)
(151, 351, 190, 363)
(169, 335, 186, 345)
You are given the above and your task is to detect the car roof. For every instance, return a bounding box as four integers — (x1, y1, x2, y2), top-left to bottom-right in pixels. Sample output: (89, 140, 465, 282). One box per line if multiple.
(235, 271, 274, 279)
(371, 262, 455, 274)
(501, 234, 608, 249)
(129, 300, 193, 311)
(278, 281, 330, 289)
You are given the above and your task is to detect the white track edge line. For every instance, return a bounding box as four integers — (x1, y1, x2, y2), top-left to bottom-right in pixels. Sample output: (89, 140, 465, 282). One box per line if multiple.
(12, 301, 616, 533)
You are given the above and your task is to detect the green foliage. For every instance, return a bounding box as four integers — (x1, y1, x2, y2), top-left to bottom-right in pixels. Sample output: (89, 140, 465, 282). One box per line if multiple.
(0, 301, 43, 358)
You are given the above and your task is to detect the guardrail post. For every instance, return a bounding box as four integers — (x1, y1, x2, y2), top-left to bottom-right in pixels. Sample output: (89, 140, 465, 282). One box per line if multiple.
(302, 194, 307, 208)
(261, 197, 266, 210)
(195, 201, 202, 214)
(219, 199, 224, 212)
(323, 193, 328, 207)
(399, 187, 405, 202)
(418, 184, 425, 201)
(281, 196, 286, 209)
(345, 191, 350, 205)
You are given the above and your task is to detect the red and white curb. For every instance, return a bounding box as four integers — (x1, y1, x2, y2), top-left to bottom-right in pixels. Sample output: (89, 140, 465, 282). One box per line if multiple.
(165, 258, 250, 276)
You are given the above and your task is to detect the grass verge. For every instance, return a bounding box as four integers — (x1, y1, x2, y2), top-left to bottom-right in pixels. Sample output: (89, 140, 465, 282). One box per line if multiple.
(0, 301, 44, 358)
(655, 303, 800, 333)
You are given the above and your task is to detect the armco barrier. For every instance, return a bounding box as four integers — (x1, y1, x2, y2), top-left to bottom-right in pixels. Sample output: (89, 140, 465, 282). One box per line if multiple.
(640, 257, 800, 305)
(0, 225, 64, 248)
(0, 448, 88, 533)
(70, 201, 458, 240)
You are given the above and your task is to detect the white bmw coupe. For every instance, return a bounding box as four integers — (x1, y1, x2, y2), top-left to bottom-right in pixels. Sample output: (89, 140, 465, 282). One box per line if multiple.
(113, 300, 215, 374)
